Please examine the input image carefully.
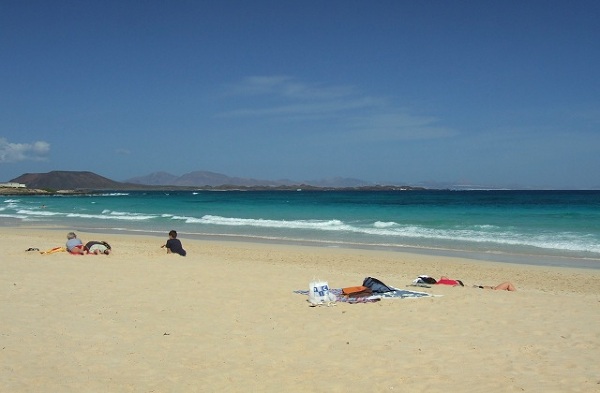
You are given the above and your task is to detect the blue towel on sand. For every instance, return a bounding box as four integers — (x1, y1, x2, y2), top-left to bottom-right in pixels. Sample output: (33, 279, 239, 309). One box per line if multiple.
(294, 287, 432, 304)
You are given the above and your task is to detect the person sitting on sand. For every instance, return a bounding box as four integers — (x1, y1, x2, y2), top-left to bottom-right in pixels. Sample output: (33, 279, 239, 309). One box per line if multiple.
(473, 282, 517, 291)
(161, 230, 186, 256)
(66, 232, 86, 255)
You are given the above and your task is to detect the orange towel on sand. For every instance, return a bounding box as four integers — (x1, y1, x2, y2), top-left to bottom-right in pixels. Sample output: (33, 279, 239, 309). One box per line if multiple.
(40, 247, 66, 254)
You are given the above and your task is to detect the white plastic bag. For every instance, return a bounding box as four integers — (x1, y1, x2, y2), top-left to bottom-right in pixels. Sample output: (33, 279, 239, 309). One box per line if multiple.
(308, 280, 337, 306)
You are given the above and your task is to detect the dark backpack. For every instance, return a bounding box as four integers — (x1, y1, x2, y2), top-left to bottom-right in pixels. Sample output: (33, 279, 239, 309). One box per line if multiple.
(419, 276, 437, 284)
(362, 277, 395, 293)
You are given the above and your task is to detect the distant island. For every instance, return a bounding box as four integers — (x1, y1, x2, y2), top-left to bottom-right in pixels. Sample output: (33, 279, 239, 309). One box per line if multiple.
(0, 171, 426, 195)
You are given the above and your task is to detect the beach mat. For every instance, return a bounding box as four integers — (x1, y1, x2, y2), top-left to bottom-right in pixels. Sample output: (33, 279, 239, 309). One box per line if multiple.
(294, 287, 433, 304)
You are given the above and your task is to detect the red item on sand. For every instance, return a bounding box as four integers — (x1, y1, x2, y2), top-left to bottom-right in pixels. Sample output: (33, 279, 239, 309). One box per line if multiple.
(436, 278, 460, 286)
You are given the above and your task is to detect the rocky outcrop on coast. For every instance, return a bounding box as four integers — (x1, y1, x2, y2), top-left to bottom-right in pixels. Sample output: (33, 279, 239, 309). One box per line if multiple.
(0, 187, 51, 195)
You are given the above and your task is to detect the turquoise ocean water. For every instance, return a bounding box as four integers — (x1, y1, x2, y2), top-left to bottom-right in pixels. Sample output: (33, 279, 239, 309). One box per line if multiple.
(2, 190, 599, 269)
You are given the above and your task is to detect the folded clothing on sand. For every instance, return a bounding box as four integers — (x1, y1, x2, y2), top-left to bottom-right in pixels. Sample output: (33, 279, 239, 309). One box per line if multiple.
(342, 285, 373, 298)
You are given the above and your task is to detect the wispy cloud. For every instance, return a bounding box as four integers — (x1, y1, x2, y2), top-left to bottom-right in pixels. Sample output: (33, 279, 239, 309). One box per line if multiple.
(220, 76, 455, 141)
(115, 148, 131, 155)
(223, 96, 382, 118)
(225, 76, 356, 100)
(221, 76, 379, 118)
(0, 138, 50, 163)
(346, 112, 457, 141)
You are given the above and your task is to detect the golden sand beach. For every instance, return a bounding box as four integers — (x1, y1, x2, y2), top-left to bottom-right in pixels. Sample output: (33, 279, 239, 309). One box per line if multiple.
(2, 227, 599, 392)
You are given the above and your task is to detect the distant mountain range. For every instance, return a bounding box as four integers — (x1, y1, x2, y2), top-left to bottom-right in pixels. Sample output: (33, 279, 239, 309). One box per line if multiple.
(125, 171, 375, 188)
(9, 170, 422, 191)
(13, 170, 571, 191)
(125, 171, 286, 187)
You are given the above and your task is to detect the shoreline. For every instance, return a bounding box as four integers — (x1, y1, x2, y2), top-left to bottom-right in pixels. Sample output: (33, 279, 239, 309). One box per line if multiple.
(12, 222, 600, 270)
(5, 225, 600, 292)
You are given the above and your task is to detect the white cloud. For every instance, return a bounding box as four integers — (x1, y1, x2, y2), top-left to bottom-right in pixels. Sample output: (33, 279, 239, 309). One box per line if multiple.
(0, 137, 50, 163)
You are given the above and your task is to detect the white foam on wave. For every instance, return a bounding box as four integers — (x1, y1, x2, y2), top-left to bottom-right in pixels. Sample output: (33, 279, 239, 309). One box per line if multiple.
(0, 213, 28, 219)
(17, 209, 62, 216)
(368, 224, 600, 254)
(66, 212, 156, 220)
(373, 221, 397, 228)
(183, 215, 353, 231)
(109, 210, 151, 217)
(176, 214, 600, 254)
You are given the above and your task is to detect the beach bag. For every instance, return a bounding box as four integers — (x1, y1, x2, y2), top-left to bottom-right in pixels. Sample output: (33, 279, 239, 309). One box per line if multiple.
(308, 280, 336, 305)
(362, 277, 395, 293)
(342, 285, 373, 298)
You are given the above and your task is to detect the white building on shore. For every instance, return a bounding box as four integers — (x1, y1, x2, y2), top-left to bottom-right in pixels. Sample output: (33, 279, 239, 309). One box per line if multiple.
(0, 182, 26, 188)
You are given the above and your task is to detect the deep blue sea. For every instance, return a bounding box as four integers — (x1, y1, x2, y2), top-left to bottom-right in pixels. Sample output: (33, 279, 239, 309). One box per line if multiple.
(2, 190, 599, 268)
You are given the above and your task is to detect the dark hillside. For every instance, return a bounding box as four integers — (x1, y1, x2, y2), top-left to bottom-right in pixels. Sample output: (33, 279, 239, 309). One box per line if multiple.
(11, 171, 128, 190)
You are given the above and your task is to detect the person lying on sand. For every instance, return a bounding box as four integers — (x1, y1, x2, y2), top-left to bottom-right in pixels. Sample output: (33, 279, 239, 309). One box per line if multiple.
(473, 282, 517, 291)
(85, 241, 111, 255)
(65, 232, 111, 255)
(66, 232, 86, 255)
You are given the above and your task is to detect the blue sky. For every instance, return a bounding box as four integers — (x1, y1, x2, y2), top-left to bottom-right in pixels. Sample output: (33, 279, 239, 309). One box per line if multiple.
(1, 0, 599, 189)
